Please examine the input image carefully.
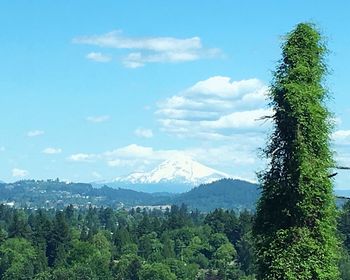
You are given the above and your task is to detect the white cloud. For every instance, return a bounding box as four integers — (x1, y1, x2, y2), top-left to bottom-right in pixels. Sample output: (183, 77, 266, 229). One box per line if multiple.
(73, 30, 221, 68)
(0, 146, 5, 152)
(201, 109, 272, 130)
(187, 143, 259, 166)
(73, 30, 202, 51)
(187, 76, 265, 98)
(86, 115, 110, 123)
(122, 51, 200, 68)
(107, 159, 141, 167)
(12, 168, 29, 178)
(86, 52, 112, 62)
(333, 130, 350, 145)
(107, 159, 123, 167)
(27, 130, 44, 137)
(92, 171, 102, 179)
(42, 147, 62, 154)
(134, 128, 153, 138)
(333, 130, 350, 140)
(68, 153, 95, 162)
(104, 144, 154, 159)
(156, 76, 270, 138)
(77, 143, 259, 167)
(68, 144, 157, 165)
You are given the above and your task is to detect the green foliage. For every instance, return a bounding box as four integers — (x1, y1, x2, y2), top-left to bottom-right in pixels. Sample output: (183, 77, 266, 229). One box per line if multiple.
(339, 200, 350, 252)
(339, 248, 350, 280)
(139, 262, 177, 280)
(112, 253, 142, 280)
(204, 209, 240, 243)
(0, 202, 288, 279)
(50, 267, 75, 280)
(1, 201, 350, 279)
(236, 231, 255, 275)
(0, 238, 39, 280)
(161, 235, 176, 258)
(8, 211, 32, 239)
(254, 22, 340, 279)
(33, 271, 52, 280)
(164, 258, 199, 280)
(46, 211, 71, 267)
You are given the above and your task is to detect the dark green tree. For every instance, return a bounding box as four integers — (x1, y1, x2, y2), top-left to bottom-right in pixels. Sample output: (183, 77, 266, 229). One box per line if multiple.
(46, 211, 71, 267)
(113, 226, 132, 257)
(162, 235, 176, 259)
(63, 204, 76, 226)
(236, 232, 255, 275)
(112, 254, 141, 280)
(139, 263, 176, 280)
(8, 211, 32, 239)
(253, 23, 339, 279)
(339, 248, 350, 280)
(164, 258, 199, 280)
(30, 209, 52, 271)
(338, 200, 350, 252)
(213, 243, 241, 280)
(0, 227, 7, 244)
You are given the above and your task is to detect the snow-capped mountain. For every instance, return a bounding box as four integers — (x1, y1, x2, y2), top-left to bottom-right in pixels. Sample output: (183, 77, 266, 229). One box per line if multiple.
(114, 157, 230, 186)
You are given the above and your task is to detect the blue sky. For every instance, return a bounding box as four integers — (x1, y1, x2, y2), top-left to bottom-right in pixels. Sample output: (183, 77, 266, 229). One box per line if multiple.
(1, 0, 350, 188)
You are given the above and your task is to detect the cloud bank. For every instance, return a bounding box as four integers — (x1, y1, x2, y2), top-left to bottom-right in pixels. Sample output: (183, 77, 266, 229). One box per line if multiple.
(134, 128, 153, 138)
(157, 76, 271, 139)
(12, 168, 29, 178)
(42, 147, 62, 155)
(27, 130, 45, 137)
(86, 115, 110, 123)
(73, 30, 221, 68)
(86, 52, 112, 63)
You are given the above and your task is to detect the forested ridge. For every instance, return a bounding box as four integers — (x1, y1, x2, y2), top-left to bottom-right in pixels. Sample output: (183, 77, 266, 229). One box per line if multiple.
(0, 179, 260, 212)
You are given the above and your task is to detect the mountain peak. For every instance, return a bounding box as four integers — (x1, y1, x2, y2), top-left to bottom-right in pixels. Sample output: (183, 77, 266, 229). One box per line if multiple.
(115, 157, 230, 185)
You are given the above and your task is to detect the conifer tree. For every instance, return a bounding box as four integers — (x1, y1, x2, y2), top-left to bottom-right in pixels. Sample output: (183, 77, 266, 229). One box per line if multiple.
(253, 23, 339, 279)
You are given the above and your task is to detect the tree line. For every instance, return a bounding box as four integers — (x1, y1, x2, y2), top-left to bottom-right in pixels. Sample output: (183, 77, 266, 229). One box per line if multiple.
(1, 201, 350, 279)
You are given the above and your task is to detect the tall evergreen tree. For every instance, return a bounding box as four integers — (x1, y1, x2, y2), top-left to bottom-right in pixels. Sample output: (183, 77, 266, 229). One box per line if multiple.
(8, 211, 32, 239)
(253, 23, 339, 279)
(46, 212, 71, 267)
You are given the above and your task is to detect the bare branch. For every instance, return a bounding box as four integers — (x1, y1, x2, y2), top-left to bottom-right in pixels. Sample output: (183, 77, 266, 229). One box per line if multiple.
(335, 166, 350, 170)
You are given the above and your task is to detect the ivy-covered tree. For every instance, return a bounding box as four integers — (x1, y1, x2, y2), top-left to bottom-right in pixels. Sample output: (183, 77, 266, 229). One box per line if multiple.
(253, 23, 340, 279)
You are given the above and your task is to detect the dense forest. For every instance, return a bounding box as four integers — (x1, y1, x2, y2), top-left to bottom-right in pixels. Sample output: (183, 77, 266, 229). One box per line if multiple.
(0, 202, 350, 279)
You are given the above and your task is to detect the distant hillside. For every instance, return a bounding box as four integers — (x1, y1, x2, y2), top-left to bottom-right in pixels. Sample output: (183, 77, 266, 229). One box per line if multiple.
(335, 189, 350, 198)
(0, 180, 171, 209)
(169, 178, 260, 212)
(3, 179, 349, 212)
(88, 185, 172, 205)
(96, 181, 193, 193)
(0, 179, 260, 211)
